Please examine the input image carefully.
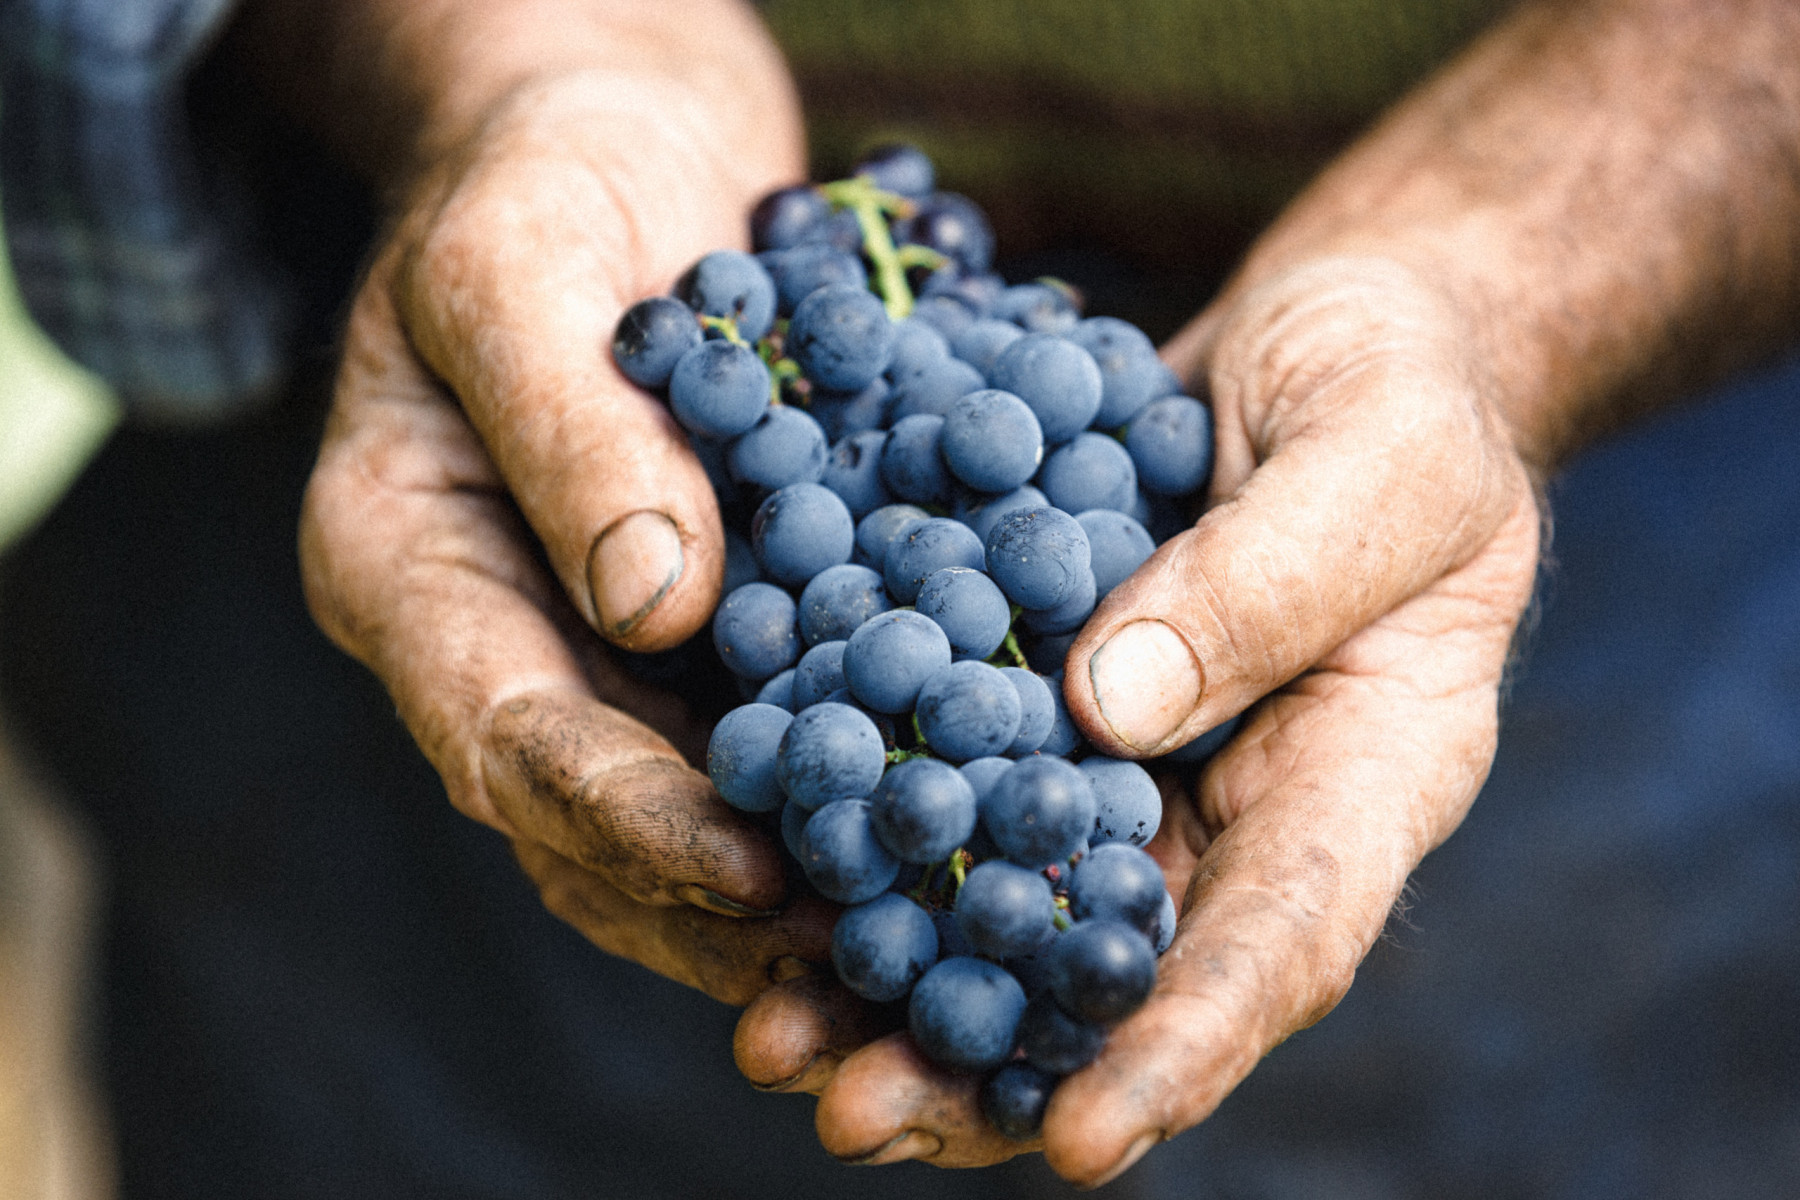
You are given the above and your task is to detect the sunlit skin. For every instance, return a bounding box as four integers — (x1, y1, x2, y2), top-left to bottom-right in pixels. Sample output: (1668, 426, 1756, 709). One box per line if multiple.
(231, 0, 1800, 1185)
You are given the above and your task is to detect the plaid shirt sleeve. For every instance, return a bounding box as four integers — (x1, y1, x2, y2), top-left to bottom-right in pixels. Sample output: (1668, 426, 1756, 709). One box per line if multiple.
(0, 0, 293, 423)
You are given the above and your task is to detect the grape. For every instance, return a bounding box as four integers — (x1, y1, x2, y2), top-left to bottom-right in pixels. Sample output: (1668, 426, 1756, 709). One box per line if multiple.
(820, 429, 892, 519)
(954, 860, 1055, 958)
(750, 185, 831, 251)
(877, 413, 951, 505)
(801, 799, 899, 904)
(902, 192, 995, 274)
(612, 296, 701, 389)
(908, 957, 1026, 1074)
(924, 269, 1005, 316)
(854, 143, 936, 198)
(886, 317, 951, 377)
(991, 281, 1080, 335)
(753, 668, 795, 711)
(788, 284, 895, 392)
(868, 757, 978, 863)
(677, 250, 777, 342)
(777, 701, 886, 810)
(1094, 349, 1180, 430)
(982, 755, 1096, 867)
(883, 517, 985, 605)
(1067, 315, 1154, 362)
(888, 355, 986, 421)
(979, 1063, 1058, 1140)
(790, 640, 849, 710)
(910, 294, 978, 339)
(723, 527, 761, 595)
(932, 906, 976, 960)
(750, 483, 854, 587)
(1081, 756, 1163, 847)
(780, 798, 811, 860)
(668, 340, 770, 439)
(768, 242, 869, 317)
(959, 756, 1013, 803)
(1127, 394, 1214, 496)
(796, 563, 891, 646)
(712, 582, 800, 681)
(984, 506, 1092, 610)
(728, 404, 828, 491)
(955, 485, 1048, 545)
(1067, 843, 1166, 934)
(706, 703, 794, 813)
(809, 378, 892, 441)
(832, 892, 939, 1002)
(1024, 630, 1077, 676)
(949, 318, 1025, 379)
(914, 566, 1010, 660)
(1039, 431, 1138, 515)
(1017, 564, 1096, 636)
(987, 333, 1104, 443)
(1003, 928, 1063, 997)
(1077, 510, 1156, 596)
(842, 610, 952, 713)
(940, 389, 1044, 493)
(1016, 991, 1106, 1075)
(1038, 670, 1086, 756)
(1047, 919, 1157, 1024)
(1152, 890, 1178, 954)
(822, 688, 899, 750)
(916, 660, 1023, 763)
(1156, 712, 1244, 765)
(853, 503, 928, 569)
(1001, 667, 1053, 756)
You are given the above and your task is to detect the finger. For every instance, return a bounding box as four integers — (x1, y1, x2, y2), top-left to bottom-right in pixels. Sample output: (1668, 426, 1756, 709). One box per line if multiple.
(734, 975, 900, 1094)
(514, 840, 836, 1006)
(1042, 504, 1540, 1186)
(394, 84, 796, 651)
(1065, 260, 1530, 756)
(813, 1034, 1031, 1168)
(301, 263, 785, 914)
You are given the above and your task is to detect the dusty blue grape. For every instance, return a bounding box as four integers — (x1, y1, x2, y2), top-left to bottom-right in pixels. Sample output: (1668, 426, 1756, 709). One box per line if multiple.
(903, 192, 995, 274)
(923, 269, 1005, 316)
(796, 563, 891, 646)
(878, 413, 951, 506)
(1038, 668, 1086, 756)
(1016, 991, 1106, 1075)
(915, 567, 1010, 660)
(1082, 756, 1164, 848)
(712, 582, 800, 680)
(768, 242, 868, 316)
(809, 378, 892, 441)
(1157, 712, 1244, 765)
(1153, 890, 1178, 953)
(788, 284, 894, 392)
(984, 506, 1092, 610)
(1068, 842, 1166, 935)
(780, 798, 812, 859)
(1002, 668, 1054, 756)
(1078, 510, 1156, 596)
(751, 185, 831, 251)
(910, 294, 978, 339)
(1024, 630, 1077, 676)
(677, 250, 777, 342)
(801, 799, 899, 903)
(754, 668, 795, 711)
(612, 296, 701, 389)
(983, 754, 1096, 867)
(821, 688, 898, 751)
(888, 355, 985, 421)
(884, 517, 986, 605)
(668, 340, 770, 439)
(832, 892, 939, 1002)
(941, 389, 1044, 492)
(908, 957, 1027, 1074)
(950, 318, 1025, 380)
(777, 702, 886, 810)
(956, 485, 1048, 545)
(821, 429, 891, 519)
(1068, 315, 1153, 362)
(1094, 348, 1180, 429)
(1039, 432, 1138, 515)
(853, 503, 928, 570)
(854, 142, 936, 197)
(750, 483, 854, 587)
(958, 756, 1014, 806)
(992, 282, 1079, 335)
(1018, 564, 1096, 635)
(707, 703, 794, 813)
(916, 660, 1023, 763)
(843, 610, 953, 714)
(886, 317, 951, 377)
(988, 333, 1104, 443)
(791, 640, 848, 710)
(955, 860, 1055, 958)
(932, 907, 976, 960)
(1048, 919, 1157, 1024)
(723, 527, 761, 594)
(868, 757, 978, 863)
(1127, 394, 1214, 496)
(728, 404, 828, 490)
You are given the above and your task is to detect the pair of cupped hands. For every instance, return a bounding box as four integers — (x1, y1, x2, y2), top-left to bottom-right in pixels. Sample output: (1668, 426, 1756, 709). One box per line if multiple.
(297, 66, 1541, 1187)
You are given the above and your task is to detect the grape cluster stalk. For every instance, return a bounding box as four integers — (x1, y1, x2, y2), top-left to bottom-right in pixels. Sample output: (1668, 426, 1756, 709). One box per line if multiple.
(612, 144, 1236, 1140)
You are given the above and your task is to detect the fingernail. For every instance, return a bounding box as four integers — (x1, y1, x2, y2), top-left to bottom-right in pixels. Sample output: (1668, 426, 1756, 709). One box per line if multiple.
(749, 1049, 831, 1093)
(674, 883, 778, 918)
(840, 1130, 942, 1166)
(589, 510, 684, 637)
(1084, 1131, 1162, 1189)
(1090, 620, 1204, 751)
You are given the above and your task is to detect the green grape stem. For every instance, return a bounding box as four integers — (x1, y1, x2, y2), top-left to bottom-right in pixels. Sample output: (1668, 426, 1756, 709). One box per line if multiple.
(820, 177, 916, 321)
(699, 314, 746, 346)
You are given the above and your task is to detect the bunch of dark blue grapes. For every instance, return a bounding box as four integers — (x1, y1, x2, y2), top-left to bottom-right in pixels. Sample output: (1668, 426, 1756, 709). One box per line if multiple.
(612, 144, 1235, 1140)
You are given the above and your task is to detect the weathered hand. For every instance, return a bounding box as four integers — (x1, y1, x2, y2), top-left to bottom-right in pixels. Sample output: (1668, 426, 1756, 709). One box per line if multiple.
(298, 49, 829, 1004)
(735, 255, 1542, 1179)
